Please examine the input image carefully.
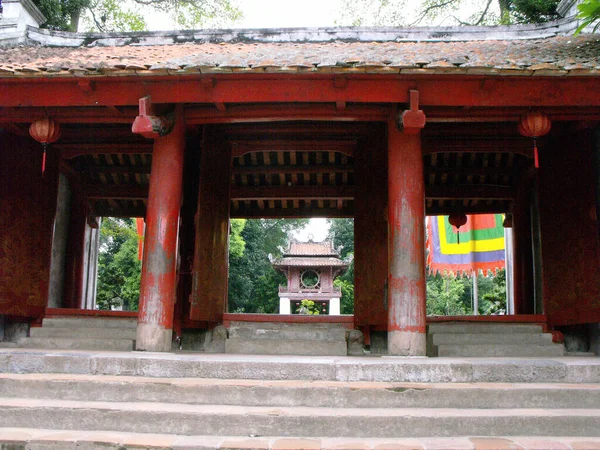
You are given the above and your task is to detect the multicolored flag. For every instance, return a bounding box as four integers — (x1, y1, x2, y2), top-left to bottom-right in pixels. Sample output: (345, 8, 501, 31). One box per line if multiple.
(426, 214, 505, 276)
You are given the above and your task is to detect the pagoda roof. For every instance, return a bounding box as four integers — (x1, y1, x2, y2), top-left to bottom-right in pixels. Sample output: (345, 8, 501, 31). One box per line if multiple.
(272, 239, 350, 269)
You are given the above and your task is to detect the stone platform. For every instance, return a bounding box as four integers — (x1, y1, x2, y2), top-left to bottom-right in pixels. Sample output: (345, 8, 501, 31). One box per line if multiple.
(0, 349, 599, 448)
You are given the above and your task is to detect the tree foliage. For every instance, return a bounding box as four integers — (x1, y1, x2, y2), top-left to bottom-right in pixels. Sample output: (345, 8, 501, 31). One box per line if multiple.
(336, 0, 560, 27)
(575, 0, 600, 34)
(34, 0, 242, 32)
(96, 217, 142, 311)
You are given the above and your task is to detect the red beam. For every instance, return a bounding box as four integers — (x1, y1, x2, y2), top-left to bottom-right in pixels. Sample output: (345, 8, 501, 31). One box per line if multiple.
(1, 76, 599, 108)
(231, 139, 356, 157)
(59, 143, 153, 158)
(426, 185, 513, 200)
(230, 185, 354, 200)
(84, 185, 148, 200)
(233, 164, 353, 175)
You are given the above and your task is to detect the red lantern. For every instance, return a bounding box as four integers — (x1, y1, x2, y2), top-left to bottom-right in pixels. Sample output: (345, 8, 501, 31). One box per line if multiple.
(518, 111, 551, 169)
(29, 118, 61, 175)
(448, 213, 467, 244)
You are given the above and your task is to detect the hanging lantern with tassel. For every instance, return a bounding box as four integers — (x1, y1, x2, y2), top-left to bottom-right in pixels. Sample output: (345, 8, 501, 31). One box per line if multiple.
(29, 118, 61, 176)
(448, 213, 467, 244)
(518, 111, 551, 169)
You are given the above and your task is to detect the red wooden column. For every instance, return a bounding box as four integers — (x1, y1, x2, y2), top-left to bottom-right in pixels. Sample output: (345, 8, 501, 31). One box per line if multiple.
(387, 91, 427, 356)
(133, 100, 185, 352)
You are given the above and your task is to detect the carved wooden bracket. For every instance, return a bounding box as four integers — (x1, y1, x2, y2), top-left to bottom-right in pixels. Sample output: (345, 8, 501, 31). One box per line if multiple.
(396, 90, 426, 134)
(132, 96, 174, 139)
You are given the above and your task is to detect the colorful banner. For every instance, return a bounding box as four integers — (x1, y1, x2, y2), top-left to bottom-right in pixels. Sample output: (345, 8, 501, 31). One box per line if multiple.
(136, 218, 145, 261)
(426, 214, 505, 276)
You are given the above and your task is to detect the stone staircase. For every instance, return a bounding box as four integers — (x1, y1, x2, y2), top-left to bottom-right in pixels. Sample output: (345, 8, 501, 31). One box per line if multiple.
(225, 320, 349, 356)
(428, 322, 565, 357)
(0, 350, 599, 449)
(17, 316, 137, 351)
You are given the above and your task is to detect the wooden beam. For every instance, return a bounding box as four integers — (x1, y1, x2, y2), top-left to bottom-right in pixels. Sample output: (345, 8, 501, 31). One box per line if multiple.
(425, 166, 514, 177)
(59, 143, 153, 158)
(231, 206, 354, 219)
(84, 165, 152, 174)
(83, 185, 148, 200)
(230, 185, 354, 200)
(423, 139, 533, 158)
(231, 139, 357, 158)
(426, 185, 513, 200)
(93, 204, 147, 217)
(1, 76, 598, 108)
(232, 164, 353, 175)
(426, 203, 510, 215)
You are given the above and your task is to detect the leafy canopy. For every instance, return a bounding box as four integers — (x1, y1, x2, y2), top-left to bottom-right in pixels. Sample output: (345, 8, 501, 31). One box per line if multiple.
(336, 0, 560, 27)
(34, 0, 242, 32)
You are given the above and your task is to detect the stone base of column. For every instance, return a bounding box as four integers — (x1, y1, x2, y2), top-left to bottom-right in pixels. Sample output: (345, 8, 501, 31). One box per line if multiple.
(388, 330, 427, 356)
(136, 323, 173, 352)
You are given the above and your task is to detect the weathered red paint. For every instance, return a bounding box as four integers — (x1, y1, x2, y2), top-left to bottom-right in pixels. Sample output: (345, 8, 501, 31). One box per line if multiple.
(137, 107, 185, 330)
(132, 96, 174, 139)
(2, 76, 599, 108)
(387, 115, 427, 335)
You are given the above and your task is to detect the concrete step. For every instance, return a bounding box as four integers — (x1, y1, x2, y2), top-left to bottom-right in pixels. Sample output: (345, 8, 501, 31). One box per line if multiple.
(1, 374, 599, 409)
(428, 322, 544, 334)
(1, 397, 599, 438)
(17, 337, 135, 351)
(2, 350, 599, 383)
(30, 326, 137, 340)
(438, 344, 565, 357)
(3, 429, 600, 450)
(4, 428, 600, 450)
(432, 332, 554, 346)
(228, 322, 348, 341)
(225, 338, 348, 356)
(41, 317, 138, 329)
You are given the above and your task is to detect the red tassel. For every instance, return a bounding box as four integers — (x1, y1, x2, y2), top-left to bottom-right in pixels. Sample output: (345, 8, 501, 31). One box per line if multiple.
(42, 144, 47, 176)
(534, 145, 539, 168)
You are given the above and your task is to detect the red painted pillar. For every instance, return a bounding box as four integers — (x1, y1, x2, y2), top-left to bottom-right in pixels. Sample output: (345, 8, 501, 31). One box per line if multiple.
(136, 110, 185, 352)
(387, 95, 427, 356)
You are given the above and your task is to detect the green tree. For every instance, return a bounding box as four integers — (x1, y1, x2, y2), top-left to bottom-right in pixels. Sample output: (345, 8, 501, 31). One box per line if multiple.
(96, 217, 142, 311)
(34, 0, 241, 32)
(228, 219, 308, 313)
(575, 0, 600, 34)
(336, 0, 560, 27)
(327, 218, 354, 258)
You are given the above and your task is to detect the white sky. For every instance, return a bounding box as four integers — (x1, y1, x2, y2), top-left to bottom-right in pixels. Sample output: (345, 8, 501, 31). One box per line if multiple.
(236, 0, 343, 28)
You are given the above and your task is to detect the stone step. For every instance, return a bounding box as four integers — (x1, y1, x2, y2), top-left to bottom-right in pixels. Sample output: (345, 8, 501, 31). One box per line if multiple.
(225, 338, 348, 356)
(1, 374, 599, 409)
(2, 350, 599, 383)
(17, 337, 135, 351)
(30, 326, 137, 340)
(438, 344, 565, 357)
(227, 323, 348, 341)
(41, 317, 138, 329)
(1, 398, 599, 438)
(3, 428, 600, 450)
(428, 323, 544, 334)
(4, 428, 600, 450)
(432, 332, 554, 346)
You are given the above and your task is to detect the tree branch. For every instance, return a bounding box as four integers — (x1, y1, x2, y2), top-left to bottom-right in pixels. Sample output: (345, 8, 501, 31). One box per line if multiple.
(411, 0, 456, 26)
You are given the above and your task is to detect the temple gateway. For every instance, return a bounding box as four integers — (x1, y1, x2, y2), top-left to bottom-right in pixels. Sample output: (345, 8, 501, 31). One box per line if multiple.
(0, 0, 599, 357)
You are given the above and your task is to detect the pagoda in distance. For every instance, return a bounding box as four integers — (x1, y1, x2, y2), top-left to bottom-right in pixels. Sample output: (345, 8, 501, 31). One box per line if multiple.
(270, 236, 352, 315)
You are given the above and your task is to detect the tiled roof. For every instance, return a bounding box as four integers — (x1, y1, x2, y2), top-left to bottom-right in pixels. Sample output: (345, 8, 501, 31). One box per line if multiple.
(0, 34, 599, 77)
(272, 257, 349, 268)
(286, 241, 337, 256)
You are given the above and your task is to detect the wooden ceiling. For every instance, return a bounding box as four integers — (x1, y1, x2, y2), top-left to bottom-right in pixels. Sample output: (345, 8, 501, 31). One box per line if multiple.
(56, 119, 534, 219)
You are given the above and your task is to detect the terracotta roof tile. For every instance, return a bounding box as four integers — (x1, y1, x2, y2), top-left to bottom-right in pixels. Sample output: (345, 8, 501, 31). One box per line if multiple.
(0, 35, 598, 78)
